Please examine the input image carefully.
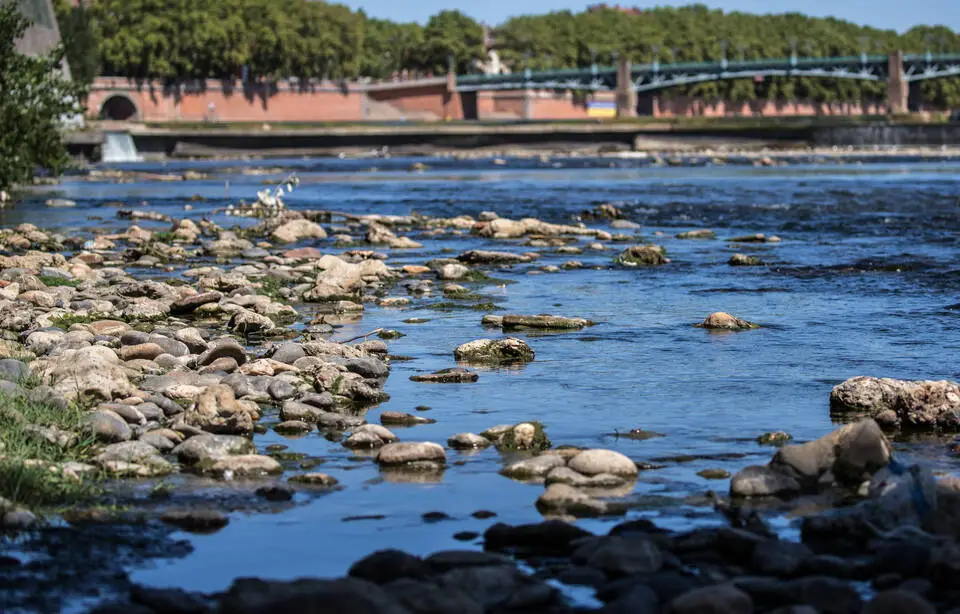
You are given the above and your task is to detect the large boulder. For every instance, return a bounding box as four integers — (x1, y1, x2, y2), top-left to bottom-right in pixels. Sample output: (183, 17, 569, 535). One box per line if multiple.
(830, 376, 960, 429)
(39, 346, 135, 401)
(731, 420, 890, 497)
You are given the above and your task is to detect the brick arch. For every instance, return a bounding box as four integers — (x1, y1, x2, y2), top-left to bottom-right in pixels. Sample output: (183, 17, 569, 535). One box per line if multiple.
(99, 93, 140, 121)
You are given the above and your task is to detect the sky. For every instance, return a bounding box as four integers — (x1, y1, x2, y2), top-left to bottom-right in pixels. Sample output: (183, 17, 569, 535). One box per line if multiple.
(339, 0, 959, 33)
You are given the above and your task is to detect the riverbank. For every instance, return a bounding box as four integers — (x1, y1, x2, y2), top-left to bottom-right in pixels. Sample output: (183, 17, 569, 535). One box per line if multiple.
(67, 117, 960, 161)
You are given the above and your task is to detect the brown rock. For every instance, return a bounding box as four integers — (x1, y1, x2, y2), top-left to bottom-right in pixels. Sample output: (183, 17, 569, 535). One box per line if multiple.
(170, 292, 222, 314)
(696, 312, 758, 330)
(120, 343, 165, 362)
(376, 442, 446, 467)
(87, 320, 131, 337)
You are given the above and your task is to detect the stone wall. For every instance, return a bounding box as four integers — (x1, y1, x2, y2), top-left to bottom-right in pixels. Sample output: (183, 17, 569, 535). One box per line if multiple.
(651, 96, 889, 118)
(87, 76, 914, 124)
(87, 79, 367, 123)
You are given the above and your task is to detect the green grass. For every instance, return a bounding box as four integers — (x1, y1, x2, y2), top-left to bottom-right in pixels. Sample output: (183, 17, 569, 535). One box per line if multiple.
(151, 231, 175, 244)
(38, 275, 80, 288)
(256, 277, 285, 301)
(49, 313, 112, 330)
(50, 311, 167, 330)
(0, 393, 99, 509)
(50, 313, 107, 330)
(460, 270, 491, 282)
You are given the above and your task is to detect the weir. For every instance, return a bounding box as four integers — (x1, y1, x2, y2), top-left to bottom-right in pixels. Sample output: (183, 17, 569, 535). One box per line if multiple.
(101, 132, 142, 163)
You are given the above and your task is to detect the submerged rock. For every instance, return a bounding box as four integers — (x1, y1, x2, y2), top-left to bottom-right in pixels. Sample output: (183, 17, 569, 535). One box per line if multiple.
(727, 233, 781, 243)
(695, 312, 758, 330)
(453, 338, 534, 365)
(830, 376, 960, 430)
(410, 368, 478, 384)
(380, 411, 435, 426)
(729, 253, 763, 266)
(615, 244, 669, 266)
(676, 229, 716, 240)
(499, 314, 592, 331)
(457, 250, 537, 265)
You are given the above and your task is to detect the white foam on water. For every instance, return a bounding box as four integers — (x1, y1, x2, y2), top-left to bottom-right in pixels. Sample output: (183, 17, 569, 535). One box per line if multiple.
(102, 132, 142, 163)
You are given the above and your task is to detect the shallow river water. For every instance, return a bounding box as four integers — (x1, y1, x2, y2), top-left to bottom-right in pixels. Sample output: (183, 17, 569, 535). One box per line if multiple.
(9, 155, 960, 599)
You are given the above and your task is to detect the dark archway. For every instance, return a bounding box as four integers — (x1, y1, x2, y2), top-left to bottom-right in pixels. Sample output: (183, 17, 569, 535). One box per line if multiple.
(100, 94, 139, 121)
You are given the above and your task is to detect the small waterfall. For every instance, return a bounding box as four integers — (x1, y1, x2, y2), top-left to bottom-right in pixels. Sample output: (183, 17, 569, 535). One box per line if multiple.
(102, 132, 142, 163)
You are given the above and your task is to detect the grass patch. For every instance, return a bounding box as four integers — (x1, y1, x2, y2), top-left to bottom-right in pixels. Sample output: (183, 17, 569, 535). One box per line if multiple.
(38, 275, 80, 288)
(432, 301, 502, 312)
(257, 277, 285, 301)
(442, 288, 476, 299)
(460, 270, 490, 282)
(151, 231, 175, 244)
(50, 311, 166, 330)
(49, 313, 111, 330)
(0, 393, 99, 509)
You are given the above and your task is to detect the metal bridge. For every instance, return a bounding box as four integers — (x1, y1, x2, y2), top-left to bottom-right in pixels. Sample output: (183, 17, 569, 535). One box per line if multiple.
(456, 53, 960, 93)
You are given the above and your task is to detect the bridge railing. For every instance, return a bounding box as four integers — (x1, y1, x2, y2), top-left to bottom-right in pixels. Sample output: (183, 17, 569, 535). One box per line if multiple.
(458, 53, 960, 86)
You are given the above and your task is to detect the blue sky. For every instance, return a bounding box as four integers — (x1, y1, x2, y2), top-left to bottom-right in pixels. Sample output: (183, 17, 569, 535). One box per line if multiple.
(341, 0, 959, 32)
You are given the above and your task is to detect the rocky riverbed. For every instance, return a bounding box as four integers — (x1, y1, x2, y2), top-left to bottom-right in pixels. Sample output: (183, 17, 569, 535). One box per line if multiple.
(1, 156, 960, 612)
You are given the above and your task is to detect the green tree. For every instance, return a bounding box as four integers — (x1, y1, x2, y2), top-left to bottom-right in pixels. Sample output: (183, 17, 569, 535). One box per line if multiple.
(53, 0, 101, 88)
(0, 2, 85, 193)
(422, 10, 485, 74)
(361, 18, 424, 79)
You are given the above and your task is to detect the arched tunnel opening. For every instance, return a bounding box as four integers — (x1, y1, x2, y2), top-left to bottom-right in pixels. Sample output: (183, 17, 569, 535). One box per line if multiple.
(100, 95, 139, 121)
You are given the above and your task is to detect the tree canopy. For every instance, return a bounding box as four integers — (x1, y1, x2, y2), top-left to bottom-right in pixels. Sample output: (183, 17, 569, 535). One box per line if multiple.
(1, 2, 84, 192)
(51, 1, 960, 106)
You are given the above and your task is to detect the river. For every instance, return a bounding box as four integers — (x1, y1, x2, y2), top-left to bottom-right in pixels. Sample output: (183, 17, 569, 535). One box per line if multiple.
(7, 155, 960, 604)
